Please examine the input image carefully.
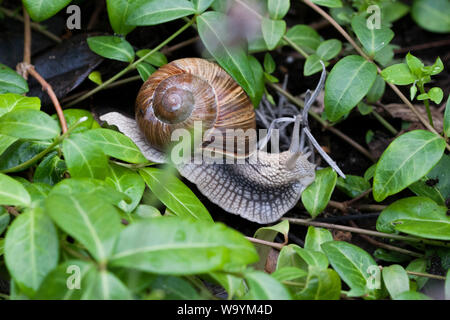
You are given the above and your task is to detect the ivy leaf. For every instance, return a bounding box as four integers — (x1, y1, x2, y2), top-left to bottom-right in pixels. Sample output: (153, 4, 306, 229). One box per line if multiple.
(45, 193, 123, 262)
(377, 197, 450, 240)
(301, 168, 337, 218)
(381, 63, 417, 85)
(127, 0, 196, 26)
(325, 55, 377, 122)
(351, 15, 394, 56)
(0, 172, 31, 207)
(140, 167, 212, 222)
(106, 0, 136, 36)
(382, 265, 410, 299)
(87, 36, 135, 63)
(23, 0, 71, 22)
(373, 130, 445, 201)
(261, 18, 286, 51)
(411, 0, 450, 34)
(0, 109, 59, 140)
(5, 206, 59, 297)
(110, 218, 258, 274)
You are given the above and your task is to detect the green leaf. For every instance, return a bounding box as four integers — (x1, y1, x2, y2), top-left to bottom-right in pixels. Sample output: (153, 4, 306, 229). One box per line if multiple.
(394, 291, 431, 300)
(18, 179, 51, 204)
(59, 109, 100, 133)
(295, 267, 341, 300)
(0, 109, 59, 140)
(357, 101, 373, 115)
(422, 57, 444, 76)
(136, 62, 156, 81)
(304, 54, 329, 76)
(136, 50, 168, 67)
(140, 167, 212, 222)
(0, 134, 18, 156)
(411, 0, 450, 33)
(247, 55, 264, 107)
(373, 130, 446, 201)
(127, 0, 196, 26)
(253, 220, 289, 270)
(366, 75, 386, 103)
(374, 44, 395, 67)
(322, 241, 382, 299)
(377, 197, 450, 240)
(0, 64, 28, 94)
(0, 172, 31, 207)
(381, 63, 417, 85)
(271, 267, 308, 283)
(261, 18, 286, 51)
(110, 218, 258, 274)
(374, 248, 411, 263)
(84, 128, 148, 164)
(444, 95, 450, 137)
(382, 265, 410, 299)
(197, 11, 258, 105)
(151, 276, 201, 299)
(364, 164, 376, 181)
(106, 0, 136, 36)
(87, 36, 135, 63)
(325, 55, 377, 122)
(46, 193, 123, 262)
(316, 39, 342, 61)
(264, 53, 276, 74)
(427, 87, 444, 104)
(351, 14, 394, 56)
(301, 167, 337, 218)
(105, 163, 145, 213)
(406, 53, 424, 77)
(192, 0, 215, 14)
(62, 133, 109, 179)
(277, 244, 307, 270)
(381, 1, 410, 23)
(245, 271, 291, 300)
(336, 175, 370, 198)
(0, 207, 10, 234)
(23, 0, 71, 22)
(0, 140, 48, 172)
(50, 177, 129, 207)
(268, 0, 290, 19)
(5, 206, 58, 296)
(309, 0, 342, 8)
(445, 270, 450, 300)
(285, 25, 321, 53)
(88, 71, 102, 85)
(292, 245, 329, 271)
(36, 260, 131, 299)
(304, 226, 333, 253)
(406, 258, 428, 289)
(0, 93, 40, 117)
(33, 152, 66, 186)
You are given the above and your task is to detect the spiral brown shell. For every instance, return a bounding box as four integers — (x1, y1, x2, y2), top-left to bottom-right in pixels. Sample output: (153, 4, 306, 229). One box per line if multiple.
(135, 58, 256, 156)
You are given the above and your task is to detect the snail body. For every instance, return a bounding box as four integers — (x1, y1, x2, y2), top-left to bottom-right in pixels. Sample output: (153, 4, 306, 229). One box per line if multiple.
(100, 58, 316, 224)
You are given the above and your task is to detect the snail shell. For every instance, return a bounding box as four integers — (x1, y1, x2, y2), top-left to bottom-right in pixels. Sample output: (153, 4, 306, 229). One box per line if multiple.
(135, 58, 256, 157)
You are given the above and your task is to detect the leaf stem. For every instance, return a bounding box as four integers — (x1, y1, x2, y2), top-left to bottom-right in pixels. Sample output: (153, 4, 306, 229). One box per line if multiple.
(66, 18, 195, 107)
(371, 110, 398, 135)
(418, 84, 435, 127)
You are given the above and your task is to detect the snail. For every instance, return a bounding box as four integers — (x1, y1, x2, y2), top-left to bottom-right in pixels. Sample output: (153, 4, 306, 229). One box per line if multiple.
(100, 58, 337, 224)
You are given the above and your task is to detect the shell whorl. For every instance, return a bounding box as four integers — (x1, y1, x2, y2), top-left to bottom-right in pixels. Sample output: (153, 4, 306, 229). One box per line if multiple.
(135, 58, 256, 154)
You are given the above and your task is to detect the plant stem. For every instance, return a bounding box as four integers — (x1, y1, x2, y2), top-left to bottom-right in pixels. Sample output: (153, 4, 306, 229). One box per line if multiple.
(0, 118, 87, 173)
(418, 84, 435, 127)
(371, 110, 398, 135)
(283, 217, 450, 248)
(246, 236, 285, 250)
(283, 35, 309, 59)
(66, 18, 195, 107)
(405, 271, 446, 281)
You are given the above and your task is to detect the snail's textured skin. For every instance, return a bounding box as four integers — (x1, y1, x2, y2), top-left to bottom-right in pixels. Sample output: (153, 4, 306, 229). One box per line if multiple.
(135, 58, 256, 156)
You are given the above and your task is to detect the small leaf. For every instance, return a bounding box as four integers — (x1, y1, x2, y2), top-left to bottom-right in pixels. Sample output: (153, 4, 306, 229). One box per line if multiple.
(406, 258, 428, 289)
(0, 172, 31, 207)
(301, 168, 337, 218)
(245, 271, 291, 300)
(366, 76, 386, 103)
(5, 206, 58, 296)
(127, 0, 196, 26)
(136, 62, 156, 81)
(261, 18, 286, 51)
(295, 267, 341, 300)
(411, 0, 450, 34)
(304, 54, 329, 76)
(88, 71, 102, 85)
(264, 53, 276, 74)
(377, 197, 450, 240)
(292, 245, 329, 271)
(373, 130, 446, 201)
(268, 0, 290, 19)
(140, 167, 212, 221)
(410, 84, 418, 100)
(304, 226, 333, 253)
(0, 109, 59, 140)
(382, 265, 410, 299)
(110, 218, 258, 274)
(0, 94, 40, 117)
(325, 55, 377, 122)
(394, 291, 431, 300)
(336, 175, 371, 198)
(316, 39, 342, 61)
(106, 0, 136, 36)
(309, 0, 342, 8)
(444, 95, 450, 137)
(23, 0, 71, 22)
(192, 0, 215, 13)
(0, 64, 28, 94)
(136, 50, 168, 67)
(33, 152, 66, 186)
(46, 193, 123, 262)
(285, 25, 321, 53)
(406, 53, 424, 77)
(87, 36, 135, 63)
(427, 87, 444, 104)
(381, 63, 417, 85)
(351, 15, 394, 56)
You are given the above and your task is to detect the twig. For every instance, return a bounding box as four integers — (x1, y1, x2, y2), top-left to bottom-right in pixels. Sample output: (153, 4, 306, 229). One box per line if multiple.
(0, 7, 62, 43)
(22, 6, 31, 67)
(162, 36, 200, 54)
(283, 217, 450, 248)
(3, 205, 19, 216)
(246, 236, 285, 250)
(394, 39, 450, 54)
(405, 271, 446, 281)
